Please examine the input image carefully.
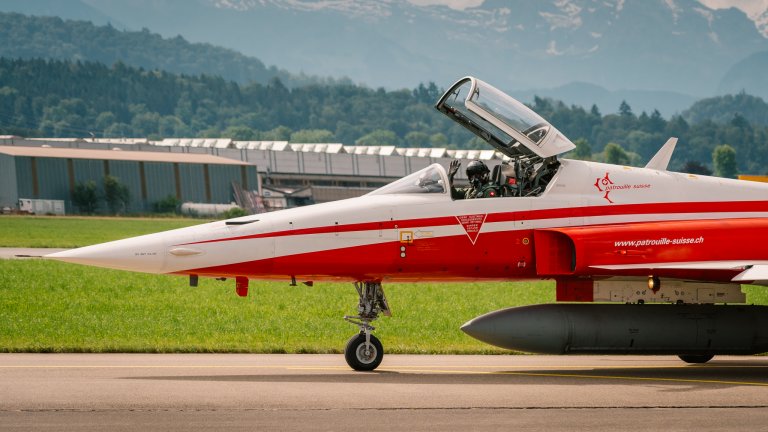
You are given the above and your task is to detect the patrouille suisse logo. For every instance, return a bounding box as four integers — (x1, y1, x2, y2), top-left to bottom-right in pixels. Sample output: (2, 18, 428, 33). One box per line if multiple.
(594, 172, 651, 204)
(456, 214, 487, 245)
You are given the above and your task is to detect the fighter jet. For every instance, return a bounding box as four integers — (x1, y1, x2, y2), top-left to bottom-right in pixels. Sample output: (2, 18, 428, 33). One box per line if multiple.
(46, 77, 768, 371)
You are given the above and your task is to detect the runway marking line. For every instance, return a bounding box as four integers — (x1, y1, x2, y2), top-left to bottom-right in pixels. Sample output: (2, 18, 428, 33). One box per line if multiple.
(378, 368, 768, 387)
(0, 365, 296, 369)
(284, 366, 768, 387)
(1, 364, 767, 369)
(2, 364, 767, 386)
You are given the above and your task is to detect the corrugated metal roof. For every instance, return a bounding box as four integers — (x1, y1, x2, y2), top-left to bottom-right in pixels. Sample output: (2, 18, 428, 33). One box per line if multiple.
(0, 146, 251, 165)
(289, 143, 345, 153)
(233, 141, 290, 151)
(447, 149, 498, 160)
(344, 145, 397, 156)
(396, 147, 448, 158)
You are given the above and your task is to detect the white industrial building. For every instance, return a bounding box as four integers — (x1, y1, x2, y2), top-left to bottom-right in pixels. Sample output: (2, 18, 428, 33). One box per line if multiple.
(0, 135, 509, 212)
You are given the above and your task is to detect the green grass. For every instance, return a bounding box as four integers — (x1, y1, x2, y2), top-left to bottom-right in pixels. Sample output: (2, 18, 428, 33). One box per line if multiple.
(0, 260, 557, 353)
(3, 260, 766, 354)
(0, 215, 202, 248)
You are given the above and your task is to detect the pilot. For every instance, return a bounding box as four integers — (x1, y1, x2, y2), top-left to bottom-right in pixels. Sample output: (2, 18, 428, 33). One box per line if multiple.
(448, 159, 499, 199)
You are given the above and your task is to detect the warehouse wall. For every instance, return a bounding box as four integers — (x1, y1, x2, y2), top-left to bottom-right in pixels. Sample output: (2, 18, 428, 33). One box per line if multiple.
(72, 159, 106, 185)
(142, 162, 176, 204)
(14, 157, 34, 199)
(3, 155, 255, 214)
(107, 160, 143, 212)
(35, 158, 69, 201)
(209, 165, 237, 204)
(0, 154, 18, 208)
(178, 163, 206, 203)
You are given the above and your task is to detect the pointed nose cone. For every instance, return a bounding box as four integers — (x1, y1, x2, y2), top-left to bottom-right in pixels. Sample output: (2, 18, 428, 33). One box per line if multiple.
(461, 305, 569, 354)
(461, 312, 504, 348)
(44, 233, 168, 273)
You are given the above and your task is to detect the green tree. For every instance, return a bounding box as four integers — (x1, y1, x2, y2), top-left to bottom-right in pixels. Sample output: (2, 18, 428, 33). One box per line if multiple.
(572, 138, 592, 160)
(619, 100, 633, 118)
(222, 207, 247, 219)
(681, 160, 712, 175)
(712, 144, 737, 178)
(404, 131, 430, 148)
(153, 195, 181, 214)
(131, 112, 161, 136)
(223, 125, 257, 141)
(159, 115, 190, 137)
(95, 112, 117, 133)
(261, 126, 292, 141)
(104, 122, 133, 138)
(356, 129, 399, 146)
(290, 129, 335, 143)
(604, 142, 631, 165)
(104, 175, 130, 214)
(429, 133, 448, 147)
(72, 180, 99, 214)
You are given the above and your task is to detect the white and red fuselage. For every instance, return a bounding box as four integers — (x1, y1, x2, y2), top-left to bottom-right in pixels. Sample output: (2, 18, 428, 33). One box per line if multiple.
(47, 158, 768, 286)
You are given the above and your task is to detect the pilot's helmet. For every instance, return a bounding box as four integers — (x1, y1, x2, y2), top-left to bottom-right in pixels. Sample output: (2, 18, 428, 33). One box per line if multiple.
(466, 160, 489, 179)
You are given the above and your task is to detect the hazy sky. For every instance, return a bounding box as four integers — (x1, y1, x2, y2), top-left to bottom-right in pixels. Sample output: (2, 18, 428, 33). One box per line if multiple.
(409, 0, 768, 16)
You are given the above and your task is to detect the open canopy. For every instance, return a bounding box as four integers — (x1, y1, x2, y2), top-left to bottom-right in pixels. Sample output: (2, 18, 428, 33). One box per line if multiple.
(436, 77, 575, 159)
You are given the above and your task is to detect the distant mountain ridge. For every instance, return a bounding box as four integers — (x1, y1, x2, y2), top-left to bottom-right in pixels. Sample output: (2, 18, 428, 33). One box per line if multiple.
(718, 50, 768, 100)
(511, 82, 698, 118)
(0, 11, 326, 87)
(178, 0, 767, 96)
(6, 0, 763, 94)
(1, 1, 767, 114)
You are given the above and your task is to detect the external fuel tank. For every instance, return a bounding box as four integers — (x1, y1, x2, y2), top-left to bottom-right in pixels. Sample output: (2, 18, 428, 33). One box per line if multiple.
(461, 304, 768, 355)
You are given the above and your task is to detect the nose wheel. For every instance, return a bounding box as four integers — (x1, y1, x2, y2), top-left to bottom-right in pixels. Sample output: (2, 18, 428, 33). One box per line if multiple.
(345, 333, 383, 371)
(343, 281, 390, 371)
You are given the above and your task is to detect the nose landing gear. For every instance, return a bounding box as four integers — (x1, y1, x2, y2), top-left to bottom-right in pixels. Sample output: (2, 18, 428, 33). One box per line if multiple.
(343, 281, 390, 371)
(345, 333, 384, 371)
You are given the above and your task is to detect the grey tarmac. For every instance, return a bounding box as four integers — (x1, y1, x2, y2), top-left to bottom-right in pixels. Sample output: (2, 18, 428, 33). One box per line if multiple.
(1, 354, 768, 431)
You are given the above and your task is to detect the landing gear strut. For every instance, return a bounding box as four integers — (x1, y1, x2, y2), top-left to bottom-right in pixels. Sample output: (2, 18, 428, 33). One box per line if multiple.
(343, 281, 391, 371)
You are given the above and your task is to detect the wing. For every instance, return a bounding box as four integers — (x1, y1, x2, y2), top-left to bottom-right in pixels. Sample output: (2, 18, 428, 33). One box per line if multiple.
(591, 261, 768, 284)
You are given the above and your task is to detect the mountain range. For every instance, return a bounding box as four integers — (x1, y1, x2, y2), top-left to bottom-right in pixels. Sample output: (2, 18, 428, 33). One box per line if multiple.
(1, 0, 768, 115)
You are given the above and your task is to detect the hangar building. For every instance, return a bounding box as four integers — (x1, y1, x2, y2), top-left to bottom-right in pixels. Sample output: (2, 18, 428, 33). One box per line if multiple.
(0, 136, 504, 214)
(0, 146, 257, 214)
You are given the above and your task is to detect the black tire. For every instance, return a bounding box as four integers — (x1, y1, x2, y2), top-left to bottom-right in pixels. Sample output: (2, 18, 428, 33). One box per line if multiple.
(678, 354, 714, 364)
(344, 333, 383, 371)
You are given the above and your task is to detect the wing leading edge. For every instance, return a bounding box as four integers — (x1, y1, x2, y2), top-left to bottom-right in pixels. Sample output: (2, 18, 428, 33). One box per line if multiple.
(591, 261, 768, 284)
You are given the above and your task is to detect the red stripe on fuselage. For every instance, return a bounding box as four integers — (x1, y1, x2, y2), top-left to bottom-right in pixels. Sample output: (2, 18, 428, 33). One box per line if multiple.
(179, 200, 768, 247)
(174, 227, 743, 283)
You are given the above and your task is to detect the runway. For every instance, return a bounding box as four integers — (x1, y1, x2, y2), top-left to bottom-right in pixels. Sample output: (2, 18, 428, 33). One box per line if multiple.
(2, 354, 768, 431)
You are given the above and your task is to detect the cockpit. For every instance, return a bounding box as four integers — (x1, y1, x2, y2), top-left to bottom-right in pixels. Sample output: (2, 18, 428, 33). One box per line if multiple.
(369, 77, 575, 199)
(434, 77, 575, 198)
(368, 164, 447, 196)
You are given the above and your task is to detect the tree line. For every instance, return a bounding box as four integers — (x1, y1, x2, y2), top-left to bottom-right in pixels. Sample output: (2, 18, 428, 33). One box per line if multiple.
(0, 57, 767, 175)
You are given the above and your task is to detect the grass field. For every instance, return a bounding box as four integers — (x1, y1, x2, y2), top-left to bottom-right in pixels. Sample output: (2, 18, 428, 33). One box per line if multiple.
(0, 215, 202, 248)
(1, 215, 767, 354)
(0, 259, 555, 354)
